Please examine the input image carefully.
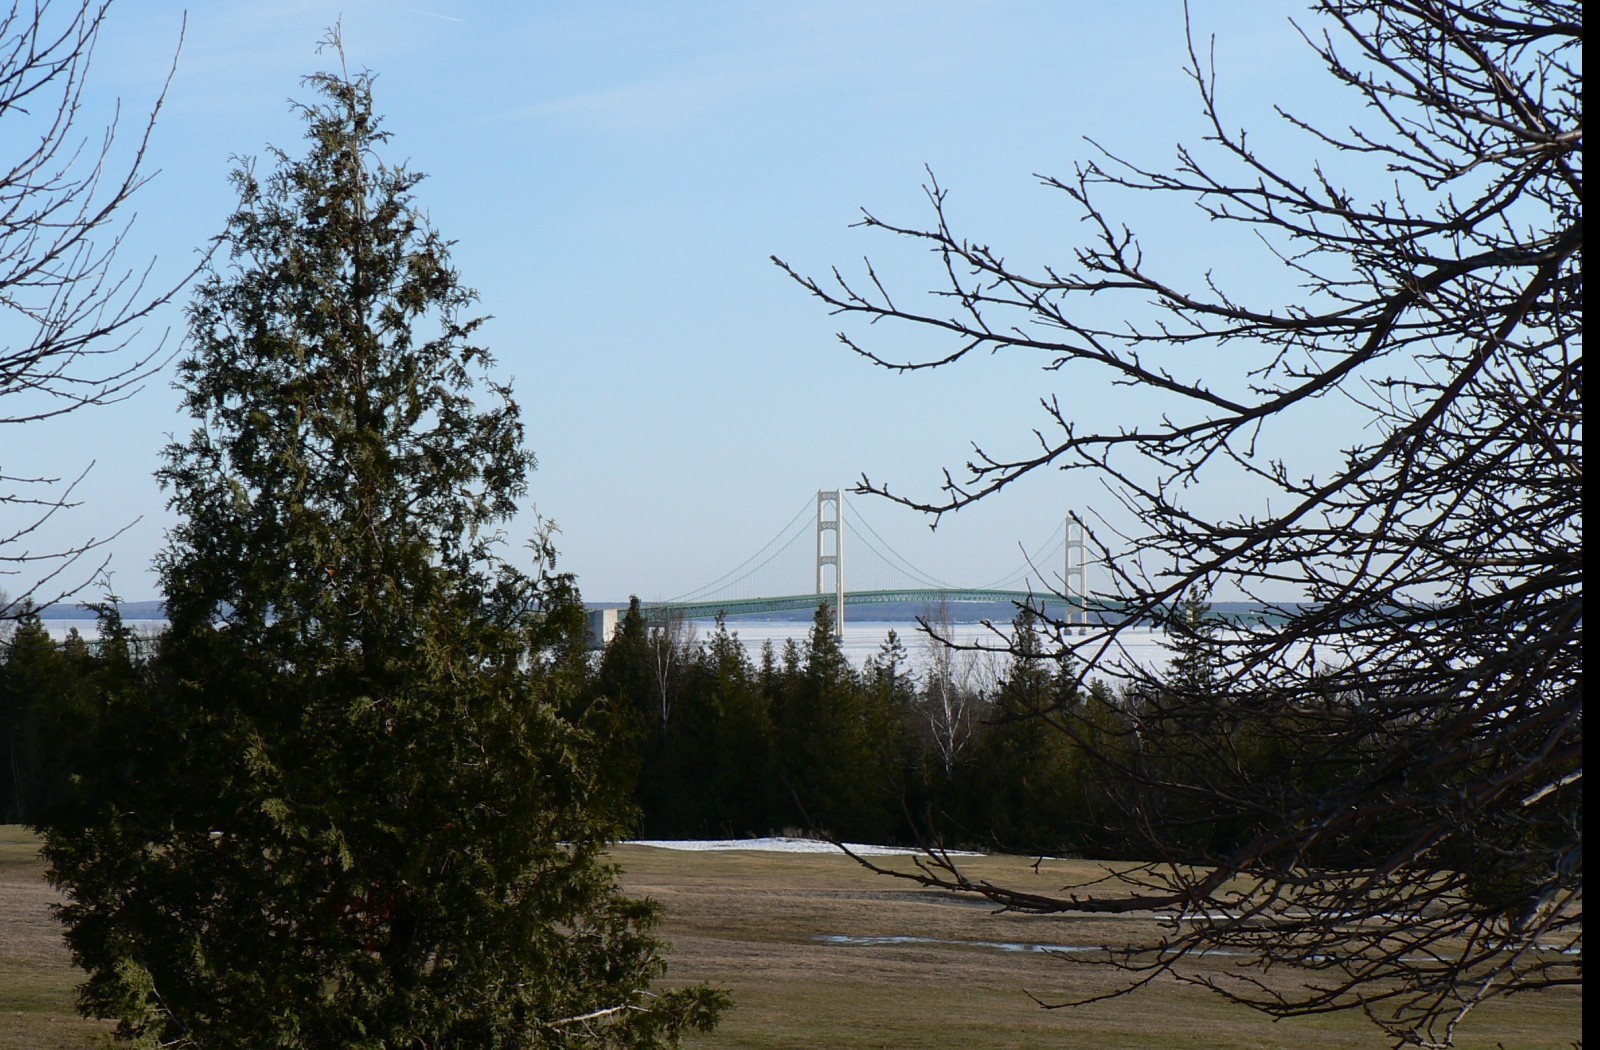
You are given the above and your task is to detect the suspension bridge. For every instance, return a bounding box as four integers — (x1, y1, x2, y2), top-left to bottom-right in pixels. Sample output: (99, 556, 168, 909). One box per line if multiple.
(602, 490, 1091, 638)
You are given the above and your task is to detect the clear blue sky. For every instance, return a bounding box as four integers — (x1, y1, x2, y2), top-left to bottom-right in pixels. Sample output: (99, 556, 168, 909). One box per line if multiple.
(10, 1, 1352, 605)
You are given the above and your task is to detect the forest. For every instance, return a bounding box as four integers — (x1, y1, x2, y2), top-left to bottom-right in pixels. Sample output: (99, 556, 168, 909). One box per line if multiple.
(3, 594, 1324, 862)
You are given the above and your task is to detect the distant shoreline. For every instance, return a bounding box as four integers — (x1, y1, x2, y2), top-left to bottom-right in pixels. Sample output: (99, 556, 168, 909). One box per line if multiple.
(30, 598, 1289, 625)
(24, 604, 1186, 675)
(30, 600, 166, 620)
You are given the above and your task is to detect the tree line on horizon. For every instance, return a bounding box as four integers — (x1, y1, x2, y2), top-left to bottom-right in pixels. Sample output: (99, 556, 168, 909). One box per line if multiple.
(3, 592, 1334, 863)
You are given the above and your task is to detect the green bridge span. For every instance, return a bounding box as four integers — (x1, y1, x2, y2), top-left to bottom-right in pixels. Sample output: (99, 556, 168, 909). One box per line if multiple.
(639, 589, 1084, 621)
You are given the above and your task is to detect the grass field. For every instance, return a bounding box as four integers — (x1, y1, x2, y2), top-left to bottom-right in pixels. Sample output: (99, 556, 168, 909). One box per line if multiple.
(0, 827, 111, 1049)
(2, 828, 1580, 1048)
(618, 845, 1581, 1049)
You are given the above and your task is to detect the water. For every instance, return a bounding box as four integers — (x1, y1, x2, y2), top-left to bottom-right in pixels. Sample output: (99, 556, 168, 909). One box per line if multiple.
(33, 620, 167, 645)
(27, 616, 1179, 680)
(691, 617, 1177, 679)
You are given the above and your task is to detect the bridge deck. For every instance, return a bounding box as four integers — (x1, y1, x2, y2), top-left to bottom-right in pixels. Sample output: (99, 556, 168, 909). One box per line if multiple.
(640, 589, 1085, 620)
(631, 591, 1290, 627)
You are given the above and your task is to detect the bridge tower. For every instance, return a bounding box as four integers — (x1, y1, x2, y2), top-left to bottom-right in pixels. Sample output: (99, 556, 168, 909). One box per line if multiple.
(1065, 511, 1088, 630)
(816, 489, 845, 637)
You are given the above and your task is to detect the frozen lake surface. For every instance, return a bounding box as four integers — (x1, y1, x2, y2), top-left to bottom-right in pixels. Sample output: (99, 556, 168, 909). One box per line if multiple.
(691, 617, 1178, 680)
(29, 615, 1180, 680)
(34, 619, 167, 645)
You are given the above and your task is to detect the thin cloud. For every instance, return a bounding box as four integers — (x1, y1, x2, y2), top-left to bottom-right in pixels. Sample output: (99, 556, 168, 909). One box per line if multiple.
(484, 3, 969, 133)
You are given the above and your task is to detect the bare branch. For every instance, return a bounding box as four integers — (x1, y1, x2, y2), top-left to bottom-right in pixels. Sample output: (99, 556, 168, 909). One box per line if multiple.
(783, 1, 1582, 1045)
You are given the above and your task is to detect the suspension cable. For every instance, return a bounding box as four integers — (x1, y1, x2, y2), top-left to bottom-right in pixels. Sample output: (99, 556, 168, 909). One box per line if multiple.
(842, 497, 963, 590)
(975, 520, 1069, 592)
(667, 493, 1081, 605)
(665, 496, 814, 603)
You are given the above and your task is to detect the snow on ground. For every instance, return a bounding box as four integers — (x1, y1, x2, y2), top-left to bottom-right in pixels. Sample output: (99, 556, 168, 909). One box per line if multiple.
(627, 837, 982, 857)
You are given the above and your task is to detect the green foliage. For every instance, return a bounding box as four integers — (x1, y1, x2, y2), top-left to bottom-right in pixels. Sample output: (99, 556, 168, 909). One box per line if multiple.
(682, 619, 777, 837)
(37, 60, 722, 1048)
(1, 608, 103, 822)
(771, 605, 900, 842)
(951, 609, 1084, 854)
(1160, 592, 1221, 702)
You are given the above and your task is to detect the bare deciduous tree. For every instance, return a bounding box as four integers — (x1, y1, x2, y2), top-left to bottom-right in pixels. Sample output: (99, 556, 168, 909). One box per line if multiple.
(647, 606, 696, 727)
(0, 1, 192, 615)
(914, 601, 995, 776)
(782, 1, 1581, 1045)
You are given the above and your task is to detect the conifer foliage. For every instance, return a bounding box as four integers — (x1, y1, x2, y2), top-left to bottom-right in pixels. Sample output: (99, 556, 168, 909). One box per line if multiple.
(38, 57, 724, 1049)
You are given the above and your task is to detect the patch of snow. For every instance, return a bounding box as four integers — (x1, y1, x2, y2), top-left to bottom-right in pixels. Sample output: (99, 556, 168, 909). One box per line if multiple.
(816, 934, 1256, 958)
(817, 933, 1096, 953)
(626, 836, 982, 857)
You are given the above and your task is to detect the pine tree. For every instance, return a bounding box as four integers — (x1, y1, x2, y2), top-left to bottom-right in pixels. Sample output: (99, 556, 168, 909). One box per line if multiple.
(865, 630, 914, 712)
(629, 616, 771, 837)
(776, 603, 894, 841)
(1161, 590, 1222, 702)
(40, 55, 724, 1049)
(695, 617, 776, 836)
(953, 608, 1081, 853)
(1, 608, 73, 821)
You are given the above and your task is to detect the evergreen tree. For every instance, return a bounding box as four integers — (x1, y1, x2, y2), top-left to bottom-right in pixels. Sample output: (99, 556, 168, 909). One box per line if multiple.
(603, 600, 698, 837)
(775, 603, 893, 841)
(596, 599, 654, 729)
(1, 600, 146, 826)
(953, 609, 1080, 853)
(864, 630, 915, 713)
(1161, 590, 1222, 702)
(40, 57, 723, 1049)
(685, 618, 776, 836)
(1, 608, 80, 821)
(1145, 591, 1257, 852)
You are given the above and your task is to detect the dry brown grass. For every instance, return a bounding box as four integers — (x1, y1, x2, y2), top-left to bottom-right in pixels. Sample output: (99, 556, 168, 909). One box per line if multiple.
(0, 826, 111, 1049)
(612, 844, 1582, 1050)
(0, 830, 1579, 1048)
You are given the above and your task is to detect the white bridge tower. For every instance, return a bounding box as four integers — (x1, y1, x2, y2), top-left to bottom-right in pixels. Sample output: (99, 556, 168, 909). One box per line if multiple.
(1065, 511, 1088, 630)
(816, 489, 845, 637)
